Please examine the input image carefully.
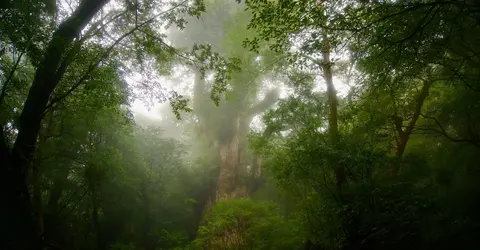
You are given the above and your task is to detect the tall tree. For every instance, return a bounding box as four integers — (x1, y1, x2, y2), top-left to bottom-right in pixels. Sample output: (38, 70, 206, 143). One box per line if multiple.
(169, 1, 283, 215)
(0, 0, 235, 247)
(1, 1, 109, 248)
(243, 0, 349, 188)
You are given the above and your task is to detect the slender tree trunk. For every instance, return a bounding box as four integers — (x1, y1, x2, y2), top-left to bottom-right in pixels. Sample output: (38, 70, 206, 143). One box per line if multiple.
(389, 80, 433, 177)
(32, 110, 54, 248)
(0, 51, 24, 108)
(321, 33, 346, 188)
(32, 167, 44, 247)
(247, 156, 265, 196)
(141, 180, 154, 250)
(44, 165, 71, 248)
(192, 66, 207, 114)
(0, 1, 108, 248)
(92, 189, 103, 250)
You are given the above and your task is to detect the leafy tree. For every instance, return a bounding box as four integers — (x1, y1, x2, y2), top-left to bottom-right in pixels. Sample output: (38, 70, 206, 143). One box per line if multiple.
(0, 0, 238, 248)
(1, 0, 480, 249)
(245, 0, 480, 249)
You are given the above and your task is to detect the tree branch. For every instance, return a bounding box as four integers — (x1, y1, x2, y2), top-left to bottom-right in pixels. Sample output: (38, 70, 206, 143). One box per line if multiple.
(420, 114, 480, 147)
(248, 88, 280, 116)
(405, 80, 432, 136)
(138, 28, 204, 64)
(44, 0, 190, 111)
(0, 51, 24, 108)
(0, 127, 9, 165)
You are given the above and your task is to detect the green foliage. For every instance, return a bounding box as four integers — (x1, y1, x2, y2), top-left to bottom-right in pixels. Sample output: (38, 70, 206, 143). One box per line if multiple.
(111, 242, 138, 250)
(191, 199, 304, 250)
(190, 43, 242, 106)
(2, 0, 480, 249)
(245, 1, 480, 246)
(253, 100, 480, 249)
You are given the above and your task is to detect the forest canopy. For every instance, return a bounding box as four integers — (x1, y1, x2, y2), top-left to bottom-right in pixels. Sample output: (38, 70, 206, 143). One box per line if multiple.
(1, 0, 480, 249)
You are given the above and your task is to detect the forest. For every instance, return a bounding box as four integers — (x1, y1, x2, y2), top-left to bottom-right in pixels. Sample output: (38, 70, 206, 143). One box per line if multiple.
(1, 0, 479, 249)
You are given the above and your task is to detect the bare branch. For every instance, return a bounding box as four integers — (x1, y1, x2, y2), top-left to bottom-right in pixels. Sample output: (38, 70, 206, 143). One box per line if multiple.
(137, 28, 203, 64)
(420, 114, 480, 147)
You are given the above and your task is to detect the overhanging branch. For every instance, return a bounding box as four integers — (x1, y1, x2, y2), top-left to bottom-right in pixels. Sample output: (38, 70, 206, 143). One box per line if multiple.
(420, 114, 480, 147)
(44, 0, 190, 112)
(0, 51, 24, 108)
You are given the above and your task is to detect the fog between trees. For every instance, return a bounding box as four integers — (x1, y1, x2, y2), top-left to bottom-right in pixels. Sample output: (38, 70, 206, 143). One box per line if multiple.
(1, 0, 480, 249)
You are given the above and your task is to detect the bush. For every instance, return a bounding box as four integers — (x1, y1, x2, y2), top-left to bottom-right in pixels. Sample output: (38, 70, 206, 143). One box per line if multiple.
(190, 199, 304, 250)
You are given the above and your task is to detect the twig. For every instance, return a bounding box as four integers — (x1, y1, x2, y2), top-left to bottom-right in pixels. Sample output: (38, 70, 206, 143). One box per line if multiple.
(137, 28, 202, 64)
(57, 181, 88, 216)
(62, 187, 90, 220)
(420, 114, 480, 147)
(0, 51, 24, 108)
(44, 0, 190, 111)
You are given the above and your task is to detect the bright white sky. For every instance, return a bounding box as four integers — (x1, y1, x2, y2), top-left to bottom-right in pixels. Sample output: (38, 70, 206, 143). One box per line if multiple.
(130, 74, 351, 131)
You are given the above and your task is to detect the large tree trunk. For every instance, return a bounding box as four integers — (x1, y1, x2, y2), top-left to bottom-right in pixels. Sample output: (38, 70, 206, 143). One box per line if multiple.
(216, 120, 241, 201)
(191, 68, 279, 238)
(0, 1, 108, 249)
(214, 94, 278, 201)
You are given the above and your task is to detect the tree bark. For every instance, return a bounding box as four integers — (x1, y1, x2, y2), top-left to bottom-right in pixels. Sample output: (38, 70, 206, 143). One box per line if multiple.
(216, 122, 241, 201)
(214, 90, 279, 201)
(321, 33, 346, 188)
(91, 188, 103, 250)
(0, 1, 109, 249)
(141, 180, 154, 250)
(247, 156, 265, 195)
(389, 80, 433, 177)
(44, 165, 71, 248)
(32, 110, 54, 248)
